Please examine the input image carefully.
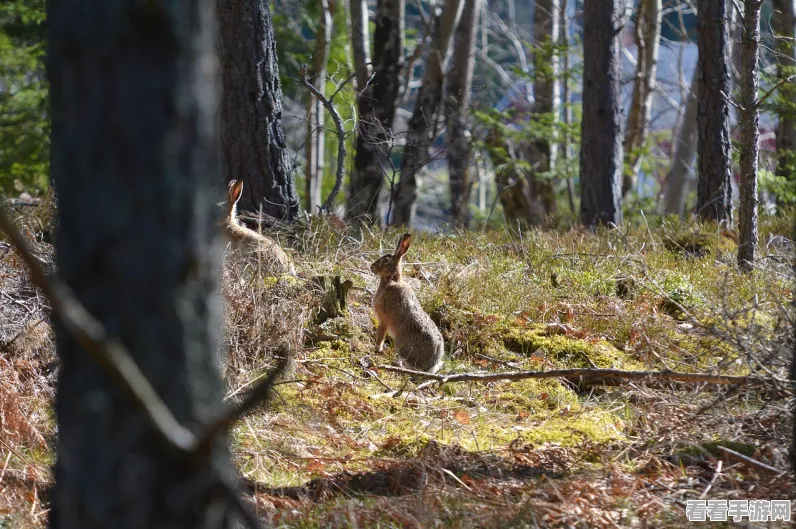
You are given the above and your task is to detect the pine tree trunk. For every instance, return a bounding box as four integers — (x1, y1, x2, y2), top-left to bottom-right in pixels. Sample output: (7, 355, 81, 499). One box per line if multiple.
(696, 0, 733, 223)
(349, 0, 372, 91)
(446, 0, 481, 227)
(623, 0, 662, 196)
(392, 0, 464, 227)
(559, 0, 576, 213)
(218, 0, 299, 220)
(663, 67, 699, 215)
(738, 0, 762, 272)
(305, 0, 333, 213)
(528, 0, 560, 222)
(579, 0, 624, 227)
(772, 0, 796, 189)
(46, 1, 230, 527)
(347, 0, 404, 223)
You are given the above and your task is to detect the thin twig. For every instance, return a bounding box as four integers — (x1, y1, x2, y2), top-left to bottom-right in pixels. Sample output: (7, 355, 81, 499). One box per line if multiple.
(301, 67, 347, 214)
(715, 445, 786, 475)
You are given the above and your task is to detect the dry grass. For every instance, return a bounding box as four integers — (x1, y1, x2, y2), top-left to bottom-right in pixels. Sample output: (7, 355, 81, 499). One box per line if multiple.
(1, 205, 794, 528)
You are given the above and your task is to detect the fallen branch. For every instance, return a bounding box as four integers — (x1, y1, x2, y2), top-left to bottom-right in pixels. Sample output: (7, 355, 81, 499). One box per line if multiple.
(376, 364, 762, 387)
(301, 68, 347, 214)
(715, 446, 785, 475)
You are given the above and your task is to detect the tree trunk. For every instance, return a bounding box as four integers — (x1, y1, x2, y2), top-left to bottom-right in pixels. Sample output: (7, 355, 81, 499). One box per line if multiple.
(46, 1, 230, 528)
(738, 0, 762, 272)
(696, 0, 733, 223)
(579, 0, 624, 227)
(663, 66, 699, 215)
(623, 0, 662, 196)
(528, 0, 560, 222)
(489, 129, 539, 228)
(305, 0, 333, 213)
(218, 0, 299, 220)
(347, 0, 405, 223)
(349, 0, 372, 91)
(392, 0, 464, 227)
(772, 0, 796, 189)
(560, 0, 576, 213)
(446, 0, 481, 227)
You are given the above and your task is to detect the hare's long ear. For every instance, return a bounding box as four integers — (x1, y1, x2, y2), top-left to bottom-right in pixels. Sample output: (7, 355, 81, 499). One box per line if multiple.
(395, 233, 412, 260)
(228, 180, 244, 205)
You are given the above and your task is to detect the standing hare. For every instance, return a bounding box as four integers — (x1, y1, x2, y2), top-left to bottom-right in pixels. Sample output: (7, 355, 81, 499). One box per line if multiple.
(371, 233, 444, 373)
(223, 179, 295, 276)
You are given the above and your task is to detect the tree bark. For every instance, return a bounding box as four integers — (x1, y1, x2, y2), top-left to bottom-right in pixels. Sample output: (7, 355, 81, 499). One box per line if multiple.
(446, 0, 481, 227)
(46, 1, 230, 527)
(663, 66, 699, 215)
(772, 0, 796, 188)
(579, 0, 624, 227)
(560, 0, 576, 213)
(623, 0, 662, 196)
(392, 0, 464, 227)
(696, 0, 733, 223)
(527, 0, 560, 222)
(305, 0, 333, 213)
(349, 0, 372, 92)
(347, 0, 405, 223)
(218, 0, 299, 220)
(738, 0, 762, 272)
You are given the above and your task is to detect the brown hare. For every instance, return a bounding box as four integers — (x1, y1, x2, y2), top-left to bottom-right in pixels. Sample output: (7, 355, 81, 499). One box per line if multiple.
(371, 233, 444, 373)
(222, 179, 296, 276)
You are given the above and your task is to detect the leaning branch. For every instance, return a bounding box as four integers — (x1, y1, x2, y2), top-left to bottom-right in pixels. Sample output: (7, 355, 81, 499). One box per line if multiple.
(376, 364, 762, 387)
(301, 68, 347, 214)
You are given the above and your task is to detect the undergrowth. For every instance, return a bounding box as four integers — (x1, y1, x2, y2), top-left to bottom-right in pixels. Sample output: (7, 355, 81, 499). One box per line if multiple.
(1, 205, 793, 528)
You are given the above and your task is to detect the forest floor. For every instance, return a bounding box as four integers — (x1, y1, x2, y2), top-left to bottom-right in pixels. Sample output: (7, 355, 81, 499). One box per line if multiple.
(1, 202, 794, 528)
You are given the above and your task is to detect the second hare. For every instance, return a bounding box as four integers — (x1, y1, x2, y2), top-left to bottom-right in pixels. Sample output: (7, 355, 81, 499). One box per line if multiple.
(371, 233, 444, 373)
(223, 179, 296, 276)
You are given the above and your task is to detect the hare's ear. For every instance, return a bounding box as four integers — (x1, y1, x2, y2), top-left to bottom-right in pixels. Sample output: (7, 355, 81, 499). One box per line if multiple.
(228, 180, 244, 204)
(395, 233, 412, 259)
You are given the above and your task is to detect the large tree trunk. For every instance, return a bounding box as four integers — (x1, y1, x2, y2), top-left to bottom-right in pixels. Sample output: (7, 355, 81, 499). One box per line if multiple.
(349, 0, 372, 91)
(579, 0, 624, 227)
(218, 0, 299, 220)
(663, 67, 699, 215)
(446, 0, 481, 227)
(772, 0, 796, 190)
(738, 0, 762, 271)
(623, 0, 662, 196)
(392, 0, 464, 227)
(528, 0, 560, 223)
(696, 0, 733, 223)
(46, 1, 229, 528)
(305, 0, 333, 213)
(347, 0, 404, 223)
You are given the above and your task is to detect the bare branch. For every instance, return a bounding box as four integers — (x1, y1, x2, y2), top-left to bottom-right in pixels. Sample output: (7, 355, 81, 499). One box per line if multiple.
(301, 67, 347, 214)
(376, 364, 765, 387)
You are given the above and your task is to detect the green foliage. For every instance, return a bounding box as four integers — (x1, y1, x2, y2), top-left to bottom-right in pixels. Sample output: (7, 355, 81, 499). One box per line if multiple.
(0, 0, 48, 196)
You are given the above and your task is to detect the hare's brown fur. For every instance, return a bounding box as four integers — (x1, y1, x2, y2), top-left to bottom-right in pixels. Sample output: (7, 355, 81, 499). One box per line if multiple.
(370, 233, 444, 373)
(223, 180, 295, 275)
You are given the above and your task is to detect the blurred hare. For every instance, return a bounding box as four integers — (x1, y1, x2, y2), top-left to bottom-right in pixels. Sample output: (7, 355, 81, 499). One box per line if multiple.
(370, 233, 444, 373)
(223, 179, 295, 276)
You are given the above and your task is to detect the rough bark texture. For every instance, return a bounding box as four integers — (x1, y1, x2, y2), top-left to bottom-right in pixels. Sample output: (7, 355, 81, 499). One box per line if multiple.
(528, 0, 560, 222)
(696, 0, 733, 223)
(560, 0, 576, 213)
(347, 0, 404, 223)
(46, 1, 229, 528)
(349, 0, 372, 91)
(623, 0, 662, 196)
(772, 0, 796, 187)
(579, 0, 624, 227)
(305, 0, 332, 212)
(738, 0, 762, 271)
(663, 67, 699, 215)
(446, 0, 481, 227)
(392, 0, 464, 227)
(218, 0, 299, 220)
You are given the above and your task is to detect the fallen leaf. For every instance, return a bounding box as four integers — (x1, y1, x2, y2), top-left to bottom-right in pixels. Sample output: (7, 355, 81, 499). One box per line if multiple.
(454, 410, 471, 425)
